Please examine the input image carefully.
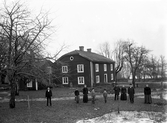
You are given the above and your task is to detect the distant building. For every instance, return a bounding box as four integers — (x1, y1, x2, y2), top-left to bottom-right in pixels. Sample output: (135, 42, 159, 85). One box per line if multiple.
(18, 59, 53, 90)
(57, 46, 115, 87)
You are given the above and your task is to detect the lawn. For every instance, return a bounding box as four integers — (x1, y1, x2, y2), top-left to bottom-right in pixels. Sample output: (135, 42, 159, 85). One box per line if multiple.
(0, 86, 167, 123)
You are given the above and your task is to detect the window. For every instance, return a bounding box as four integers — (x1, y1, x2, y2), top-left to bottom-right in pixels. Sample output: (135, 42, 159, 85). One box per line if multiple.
(62, 66, 68, 73)
(104, 64, 107, 71)
(77, 64, 84, 73)
(96, 75, 100, 83)
(110, 64, 113, 71)
(104, 74, 108, 83)
(95, 64, 99, 72)
(70, 56, 74, 61)
(78, 76, 84, 84)
(111, 74, 113, 80)
(62, 77, 69, 84)
(27, 81, 32, 87)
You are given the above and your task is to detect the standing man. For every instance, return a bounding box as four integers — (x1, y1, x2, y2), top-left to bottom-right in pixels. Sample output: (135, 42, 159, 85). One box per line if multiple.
(83, 85, 88, 103)
(113, 85, 120, 100)
(128, 84, 135, 103)
(144, 84, 152, 104)
(45, 87, 52, 106)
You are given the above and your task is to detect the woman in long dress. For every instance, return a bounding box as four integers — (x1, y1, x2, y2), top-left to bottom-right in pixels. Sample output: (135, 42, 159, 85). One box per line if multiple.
(144, 84, 152, 104)
(120, 85, 127, 100)
(83, 85, 88, 103)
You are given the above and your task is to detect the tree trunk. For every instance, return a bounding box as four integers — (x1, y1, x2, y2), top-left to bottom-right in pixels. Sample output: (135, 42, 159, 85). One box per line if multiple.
(115, 72, 118, 84)
(132, 74, 136, 88)
(10, 82, 16, 108)
(15, 81, 19, 96)
(7, 70, 16, 108)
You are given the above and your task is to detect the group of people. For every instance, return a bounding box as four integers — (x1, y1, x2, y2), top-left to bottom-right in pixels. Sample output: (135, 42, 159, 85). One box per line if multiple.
(113, 84, 152, 104)
(74, 84, 152, 104)
(113, 84, 135, 103)
(45, 84, 152, 106)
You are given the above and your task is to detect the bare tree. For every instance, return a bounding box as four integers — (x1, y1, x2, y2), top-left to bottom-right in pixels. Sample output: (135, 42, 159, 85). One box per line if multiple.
(97, 41, 127, 83)
(0, 1, 53, 108)
(142, 55, 167, 80)
(112, 40, 127, 82)
(98, 41, 111, 58)
(159, 55, 167, 79)
(124, 41, 150, 87)
(141, 55, 158, 79)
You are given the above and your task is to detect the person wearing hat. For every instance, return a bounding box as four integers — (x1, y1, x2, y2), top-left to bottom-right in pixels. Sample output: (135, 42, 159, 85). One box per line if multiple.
(128, 84, 135, 103)
(113, 85, 120, 100)
(45, 87, 52, 106)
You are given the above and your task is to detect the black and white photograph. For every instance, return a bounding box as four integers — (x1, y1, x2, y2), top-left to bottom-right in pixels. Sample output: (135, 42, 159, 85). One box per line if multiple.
(0, 0, 167, 122)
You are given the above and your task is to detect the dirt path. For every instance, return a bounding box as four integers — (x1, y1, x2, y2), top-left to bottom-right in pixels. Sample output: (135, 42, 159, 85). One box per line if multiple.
(0, 91, 166, 103)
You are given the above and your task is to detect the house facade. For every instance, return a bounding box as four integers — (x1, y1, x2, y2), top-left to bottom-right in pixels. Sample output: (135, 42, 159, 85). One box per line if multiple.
(57, 46, 115, 87)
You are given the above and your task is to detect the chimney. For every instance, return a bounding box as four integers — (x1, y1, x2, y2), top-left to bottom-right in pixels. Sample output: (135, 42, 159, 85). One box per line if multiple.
(79, 46, 84, 51)
(87, 48, 91, 53)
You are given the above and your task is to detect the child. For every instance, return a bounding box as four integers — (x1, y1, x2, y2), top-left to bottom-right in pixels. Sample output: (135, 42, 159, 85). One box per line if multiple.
(103, 89, 108, 103)
(74, 88, 80, 103)
(91, 88, 96, 104)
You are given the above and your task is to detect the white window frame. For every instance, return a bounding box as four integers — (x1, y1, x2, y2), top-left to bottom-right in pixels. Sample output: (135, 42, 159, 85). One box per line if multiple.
(62, 77, 69, 84)
(95, 64, 99, 72)
(110, 64, 113, 71)
(104, 74, 108, 83)
(111, 73, 113, 80)
(104, 64, 107, 71)
(77, 64, 84, 73)
(62, 66, 68, 73)
(27, 81, 33, 87)
(96, 75, 100, 83)
(78, 76, 85, 84)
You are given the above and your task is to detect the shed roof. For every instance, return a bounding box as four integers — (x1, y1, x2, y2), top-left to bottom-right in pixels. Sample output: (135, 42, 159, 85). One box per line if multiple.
(59, 50, 115, 63)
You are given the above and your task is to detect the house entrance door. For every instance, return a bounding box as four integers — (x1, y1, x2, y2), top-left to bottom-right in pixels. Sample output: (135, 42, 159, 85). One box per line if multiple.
(104, 74, 108, 83)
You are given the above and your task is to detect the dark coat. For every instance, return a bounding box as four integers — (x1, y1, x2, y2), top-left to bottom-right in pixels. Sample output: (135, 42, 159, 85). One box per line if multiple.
(128, 87, 135, 96)
(121, 87, 126, 94)
(83, 87, 88, 95)
(113, 86, 120, 95)
(45, 90, 52, 98)
(120, 87, 127, 100)
(128, 86, 135, 103)
(83, 87, 88, 103)
(74, 90, 80, 96)
(144, 87, 151, 95)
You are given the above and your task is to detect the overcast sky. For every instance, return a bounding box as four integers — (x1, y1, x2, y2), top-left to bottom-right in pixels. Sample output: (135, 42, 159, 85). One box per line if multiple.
(3, 0, 167, 58)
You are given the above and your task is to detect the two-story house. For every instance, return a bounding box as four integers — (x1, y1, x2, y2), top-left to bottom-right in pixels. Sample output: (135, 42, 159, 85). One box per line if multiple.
(57, 46, 115, 87)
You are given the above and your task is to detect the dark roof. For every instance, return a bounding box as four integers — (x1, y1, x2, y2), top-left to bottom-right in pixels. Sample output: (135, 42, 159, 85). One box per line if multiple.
(36, 59, 53, 68)
(59, 50, 115, 63)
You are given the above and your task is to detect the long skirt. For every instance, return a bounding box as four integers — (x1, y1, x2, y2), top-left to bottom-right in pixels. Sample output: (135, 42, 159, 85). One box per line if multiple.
(120, 93, 127, 100)
(144, 95, 152, 104)
(83, 94, 88, 103)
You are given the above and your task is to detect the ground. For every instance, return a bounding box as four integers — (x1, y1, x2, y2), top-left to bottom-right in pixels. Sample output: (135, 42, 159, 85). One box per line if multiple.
(0, 86, 167, 123)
